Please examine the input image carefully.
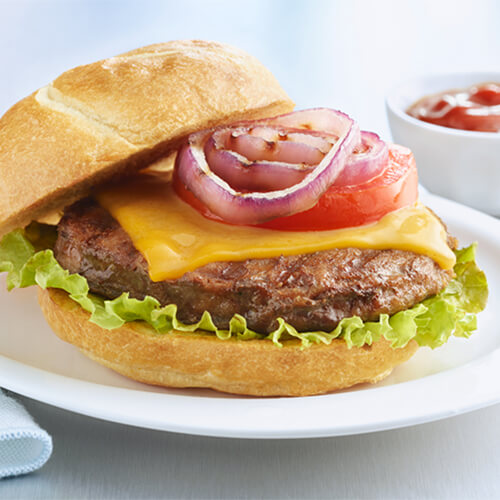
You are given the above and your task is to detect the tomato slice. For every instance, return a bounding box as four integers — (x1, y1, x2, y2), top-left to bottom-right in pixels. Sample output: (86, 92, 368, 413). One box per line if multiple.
(258, 144, 418, 230)
(173, 144, 418, 231)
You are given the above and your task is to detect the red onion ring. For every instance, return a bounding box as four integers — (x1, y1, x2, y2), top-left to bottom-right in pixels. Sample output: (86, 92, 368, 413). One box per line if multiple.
(205, 147, 311, 191)
(334, 131, 388, 187)
(203, 128, 387, 191)
(175, 108, 360, 224)
(205, 127, 333, 191)
(225, 126, 333, 164)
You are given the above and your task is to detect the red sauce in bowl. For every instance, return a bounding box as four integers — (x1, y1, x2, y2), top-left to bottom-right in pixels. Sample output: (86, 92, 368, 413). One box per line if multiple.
(407, 82, 500, 132)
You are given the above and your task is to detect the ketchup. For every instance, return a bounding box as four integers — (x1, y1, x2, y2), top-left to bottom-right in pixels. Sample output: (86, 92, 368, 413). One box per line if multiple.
(407, 83, 500, 132)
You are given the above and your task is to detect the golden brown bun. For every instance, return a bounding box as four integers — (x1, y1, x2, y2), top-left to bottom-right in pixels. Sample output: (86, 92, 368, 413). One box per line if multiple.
(0, 40, 294, 237)
(39, 288, 419, 397)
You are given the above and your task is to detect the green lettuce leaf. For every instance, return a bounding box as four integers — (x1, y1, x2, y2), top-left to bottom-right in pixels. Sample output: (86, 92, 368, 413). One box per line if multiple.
(0, 229, 488, 349)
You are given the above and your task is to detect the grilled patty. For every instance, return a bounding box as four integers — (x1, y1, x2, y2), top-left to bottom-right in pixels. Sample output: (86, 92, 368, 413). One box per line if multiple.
(54, 199, 455, 333)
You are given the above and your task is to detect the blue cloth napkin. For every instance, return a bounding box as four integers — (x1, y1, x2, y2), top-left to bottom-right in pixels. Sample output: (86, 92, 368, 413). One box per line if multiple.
(0, 390, 52, 478)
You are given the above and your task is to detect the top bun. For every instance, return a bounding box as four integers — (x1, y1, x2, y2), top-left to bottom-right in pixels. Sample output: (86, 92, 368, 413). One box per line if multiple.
(0, 40, 294, 237)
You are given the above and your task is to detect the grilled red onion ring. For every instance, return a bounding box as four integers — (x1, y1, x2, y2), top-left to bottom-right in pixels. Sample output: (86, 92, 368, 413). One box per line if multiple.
(334, 131, 388, 187)
(175, 109, 364, 225)
(204, 127, 335, 191)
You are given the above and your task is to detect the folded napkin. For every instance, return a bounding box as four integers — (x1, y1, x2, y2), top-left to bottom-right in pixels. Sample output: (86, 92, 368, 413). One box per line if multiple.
(0, 390, 52, 478)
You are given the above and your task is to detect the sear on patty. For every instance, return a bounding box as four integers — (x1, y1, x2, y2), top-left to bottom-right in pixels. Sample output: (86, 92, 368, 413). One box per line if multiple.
(54, 199, 455, 334)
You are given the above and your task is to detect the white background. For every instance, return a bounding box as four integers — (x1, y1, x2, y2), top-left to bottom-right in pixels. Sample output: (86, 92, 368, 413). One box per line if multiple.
(2, 0, 500, 138)
(1, 0, 500, 498)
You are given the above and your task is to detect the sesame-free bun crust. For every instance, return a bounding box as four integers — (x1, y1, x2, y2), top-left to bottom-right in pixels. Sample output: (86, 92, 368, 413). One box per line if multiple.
(39, 288, 418, 397)
(0, 40, 294, 237)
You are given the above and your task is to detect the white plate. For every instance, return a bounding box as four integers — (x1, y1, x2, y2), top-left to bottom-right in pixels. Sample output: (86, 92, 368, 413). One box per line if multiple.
(0, 193, 499, 439)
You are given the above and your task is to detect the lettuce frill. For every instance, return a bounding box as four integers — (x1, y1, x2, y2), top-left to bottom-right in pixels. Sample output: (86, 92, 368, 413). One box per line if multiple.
(0, 229, 488, 349)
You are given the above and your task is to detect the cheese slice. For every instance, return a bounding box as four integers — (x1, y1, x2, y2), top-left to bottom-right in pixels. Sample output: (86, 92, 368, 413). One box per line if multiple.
(97, 172, 456, 282)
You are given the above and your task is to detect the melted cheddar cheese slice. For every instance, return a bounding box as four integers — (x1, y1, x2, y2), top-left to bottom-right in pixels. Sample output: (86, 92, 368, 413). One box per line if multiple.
(97, 172, 456, 282)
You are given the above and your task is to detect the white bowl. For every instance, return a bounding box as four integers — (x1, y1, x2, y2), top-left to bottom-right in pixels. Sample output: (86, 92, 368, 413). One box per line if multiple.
(386, 72, 500, 216)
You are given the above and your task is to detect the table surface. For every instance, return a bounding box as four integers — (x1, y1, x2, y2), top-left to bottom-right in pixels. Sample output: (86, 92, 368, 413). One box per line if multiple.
(1, 1, 500, 498)
(1, 395, 500, 500)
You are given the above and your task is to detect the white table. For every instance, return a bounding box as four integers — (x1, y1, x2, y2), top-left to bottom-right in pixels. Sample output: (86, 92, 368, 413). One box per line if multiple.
(2, 1, 500, 498)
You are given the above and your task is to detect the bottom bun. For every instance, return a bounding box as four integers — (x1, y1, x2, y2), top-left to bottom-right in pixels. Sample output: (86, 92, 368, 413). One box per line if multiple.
(39, 288, 419, 397)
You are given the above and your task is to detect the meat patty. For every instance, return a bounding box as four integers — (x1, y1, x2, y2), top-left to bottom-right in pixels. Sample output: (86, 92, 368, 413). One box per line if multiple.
(54, 199, 455, 333)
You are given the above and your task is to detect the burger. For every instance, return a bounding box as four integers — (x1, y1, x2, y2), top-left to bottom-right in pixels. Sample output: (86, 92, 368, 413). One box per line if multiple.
(0, 40, 488, 396)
